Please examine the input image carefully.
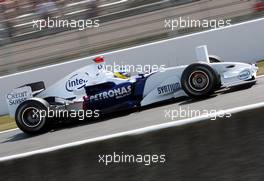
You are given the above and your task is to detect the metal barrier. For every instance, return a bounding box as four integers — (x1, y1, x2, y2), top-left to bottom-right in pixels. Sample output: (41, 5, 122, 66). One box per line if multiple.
(1, 0, 198, 42)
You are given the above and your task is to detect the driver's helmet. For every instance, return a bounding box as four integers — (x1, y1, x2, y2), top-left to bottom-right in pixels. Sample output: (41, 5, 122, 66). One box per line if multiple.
(114, 67, 131, 79)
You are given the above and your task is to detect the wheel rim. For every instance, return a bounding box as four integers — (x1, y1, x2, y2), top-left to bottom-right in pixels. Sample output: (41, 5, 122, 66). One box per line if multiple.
(21, 107, 43, 128)
(188, 70, 210, 92)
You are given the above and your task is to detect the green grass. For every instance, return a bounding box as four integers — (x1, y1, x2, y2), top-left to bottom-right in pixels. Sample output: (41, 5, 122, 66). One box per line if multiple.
(257, 60, 264, 76)
(0, 115, 16, 132)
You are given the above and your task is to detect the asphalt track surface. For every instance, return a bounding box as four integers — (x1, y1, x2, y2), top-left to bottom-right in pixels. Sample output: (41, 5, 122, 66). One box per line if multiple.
(0, 76, 264, 158)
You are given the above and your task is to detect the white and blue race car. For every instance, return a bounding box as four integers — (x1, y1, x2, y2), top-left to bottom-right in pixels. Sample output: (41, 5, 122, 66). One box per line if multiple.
(6, 52, 258, 134)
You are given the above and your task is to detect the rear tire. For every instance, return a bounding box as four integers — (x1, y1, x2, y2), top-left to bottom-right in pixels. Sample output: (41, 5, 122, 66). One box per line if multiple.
(15, 99, 50, 135)
(181, 63, 220, 98)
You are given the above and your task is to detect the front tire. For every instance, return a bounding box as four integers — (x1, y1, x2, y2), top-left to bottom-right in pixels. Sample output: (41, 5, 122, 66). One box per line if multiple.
(181, 63, 220, 98)
(15, 99, 50, 135)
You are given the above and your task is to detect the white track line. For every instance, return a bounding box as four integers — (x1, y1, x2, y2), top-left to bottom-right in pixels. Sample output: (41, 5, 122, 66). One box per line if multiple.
(0, 128, 19, 134)
(0, 101, 264, 162)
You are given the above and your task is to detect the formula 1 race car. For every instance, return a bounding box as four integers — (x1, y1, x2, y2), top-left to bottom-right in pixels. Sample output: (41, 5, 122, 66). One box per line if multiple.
(6, 53, 258, 134)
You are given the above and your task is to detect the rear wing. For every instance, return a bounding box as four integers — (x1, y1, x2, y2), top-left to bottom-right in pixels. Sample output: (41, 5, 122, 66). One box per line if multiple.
(6, 86, 33, 117)
(5, 81, 45, 117)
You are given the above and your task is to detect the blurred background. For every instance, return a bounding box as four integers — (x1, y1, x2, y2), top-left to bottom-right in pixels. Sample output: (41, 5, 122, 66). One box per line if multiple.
(0, 0, 263, 76)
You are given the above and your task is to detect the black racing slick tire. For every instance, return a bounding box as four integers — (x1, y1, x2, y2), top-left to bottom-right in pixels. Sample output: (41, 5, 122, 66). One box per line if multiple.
(15, 98, 50, 135)
(181, 63, 220, 98)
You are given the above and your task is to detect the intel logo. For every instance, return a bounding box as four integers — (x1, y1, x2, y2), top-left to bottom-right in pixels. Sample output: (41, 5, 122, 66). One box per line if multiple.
(66, 73, 89, 92)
